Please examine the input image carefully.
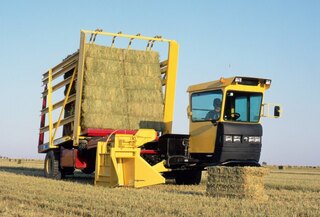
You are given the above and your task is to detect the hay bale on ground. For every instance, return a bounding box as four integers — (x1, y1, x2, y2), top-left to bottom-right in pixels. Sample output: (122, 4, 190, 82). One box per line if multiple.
(206, 166, 269, 200)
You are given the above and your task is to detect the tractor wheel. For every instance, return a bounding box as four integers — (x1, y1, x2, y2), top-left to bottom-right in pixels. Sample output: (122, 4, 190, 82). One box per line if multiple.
(175, 169, 202, 185)
(44, 150, 62, 179)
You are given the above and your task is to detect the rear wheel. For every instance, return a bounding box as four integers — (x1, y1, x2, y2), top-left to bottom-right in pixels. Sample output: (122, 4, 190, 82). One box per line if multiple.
(175, 169, 202, 185)
(44, 150, 62, 179)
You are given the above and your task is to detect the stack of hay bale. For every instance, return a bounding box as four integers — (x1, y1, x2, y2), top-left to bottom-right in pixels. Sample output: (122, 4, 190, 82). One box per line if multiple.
(206, 166, 269, 200)
(81, 44, 164, 131)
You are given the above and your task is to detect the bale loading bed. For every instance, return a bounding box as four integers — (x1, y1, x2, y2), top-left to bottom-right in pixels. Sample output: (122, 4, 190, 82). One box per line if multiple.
(39, 30, 179, 152)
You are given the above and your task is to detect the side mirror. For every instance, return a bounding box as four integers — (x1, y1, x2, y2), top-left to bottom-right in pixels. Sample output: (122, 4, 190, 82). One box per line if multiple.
(274, 106, 281, 118)
(262, 103, 282, 118)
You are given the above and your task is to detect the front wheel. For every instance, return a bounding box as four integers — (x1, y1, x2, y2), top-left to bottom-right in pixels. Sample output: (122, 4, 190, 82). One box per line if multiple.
(175, 169, 202, 185)
(44, 150, 62, 179)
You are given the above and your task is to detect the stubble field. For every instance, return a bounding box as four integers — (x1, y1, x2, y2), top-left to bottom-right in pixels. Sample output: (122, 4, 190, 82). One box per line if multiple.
(0, 159, 319, 217)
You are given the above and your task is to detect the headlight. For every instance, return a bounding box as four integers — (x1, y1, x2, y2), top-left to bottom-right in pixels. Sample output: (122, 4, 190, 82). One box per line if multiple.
(254, 136, 261, 143)
(248, 136, 255, 143)
(235, 77, 242, 83)
(249, 136, 261, 143)
(225, 135, 232, 142)
(233, 135, 241, 142)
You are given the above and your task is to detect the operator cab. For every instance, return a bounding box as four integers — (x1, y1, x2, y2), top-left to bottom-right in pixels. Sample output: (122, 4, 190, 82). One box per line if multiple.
(187, 76, 280, 166)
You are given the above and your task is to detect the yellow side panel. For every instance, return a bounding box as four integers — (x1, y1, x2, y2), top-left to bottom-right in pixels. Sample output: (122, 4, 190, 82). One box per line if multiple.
(189, 121, 217, 153)
(95, 142, 119, 187)
(120, 158, 135, 186)
(152, 160, 170, 173)
(133, 153, 165, 188)
(95, 129, 165, 188)
(163, 41, 179, 134)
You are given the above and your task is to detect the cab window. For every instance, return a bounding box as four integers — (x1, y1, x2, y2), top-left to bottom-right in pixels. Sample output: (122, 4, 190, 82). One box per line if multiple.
(224, 91, 262, 123)
(191, 90, 222, 122)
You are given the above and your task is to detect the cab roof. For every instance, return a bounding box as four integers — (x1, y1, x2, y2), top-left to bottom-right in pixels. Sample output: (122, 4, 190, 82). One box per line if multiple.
(187, 76, 271, 93)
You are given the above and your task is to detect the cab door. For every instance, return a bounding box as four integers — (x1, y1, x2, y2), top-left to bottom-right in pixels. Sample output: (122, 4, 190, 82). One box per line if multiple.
(188, 90, 223, 153)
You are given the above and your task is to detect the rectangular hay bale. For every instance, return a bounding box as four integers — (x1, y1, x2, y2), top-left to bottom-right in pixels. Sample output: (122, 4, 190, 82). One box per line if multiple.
(124, 62, 162, 76)
(124, 49, 160, 64)
(80, 44, 164, 131)
(85, 44, 124, 60)
(206, 166, 269, 200)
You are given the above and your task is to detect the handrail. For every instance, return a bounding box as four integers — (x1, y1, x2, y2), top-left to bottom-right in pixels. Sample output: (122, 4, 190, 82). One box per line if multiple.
(42, 53, 79, 82)
(40, 115, 74, 133)
(81, 29, 174, 43)
(41, 94, 76, 114)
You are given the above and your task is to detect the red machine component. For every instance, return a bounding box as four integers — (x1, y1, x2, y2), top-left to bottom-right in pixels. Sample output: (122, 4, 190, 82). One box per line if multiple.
(83, 128, 138, 137)
(140, 150, 159, 155)
(60, 149, 87, 169)
(75, 150, 87, 169)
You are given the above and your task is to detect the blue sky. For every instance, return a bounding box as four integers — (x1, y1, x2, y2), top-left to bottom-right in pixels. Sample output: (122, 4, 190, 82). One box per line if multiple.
(0, 1, 319, 165)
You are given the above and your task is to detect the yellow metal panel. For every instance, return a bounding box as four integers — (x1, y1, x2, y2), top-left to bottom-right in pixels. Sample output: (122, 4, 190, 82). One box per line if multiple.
(73, 31, 86, 146)
(187, 77, 271, 93)
(120, 158, 133, 186)
(95, 142, 119, 187)
(163, 41, 179, 134)
(133, 152, 165, 188)
(152, 160, 170, 173)
(110, 149, 121, 186)
(133, 129, 157, 147)
(224, 83, 267, 93)
(94, 129, 165, 188)
(81, 29, 172, 43)
(189, 122, 217, 153)
(47, 69, 55, 149)
(114, 151, 135, 158)
(187, 77, 234, 93)
(94, 141, 104, 184)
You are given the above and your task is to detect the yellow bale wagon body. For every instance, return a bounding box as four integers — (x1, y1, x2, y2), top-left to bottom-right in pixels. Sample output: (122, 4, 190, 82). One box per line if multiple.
(39, 30, 178, 187)
(38, 29, 280, 187)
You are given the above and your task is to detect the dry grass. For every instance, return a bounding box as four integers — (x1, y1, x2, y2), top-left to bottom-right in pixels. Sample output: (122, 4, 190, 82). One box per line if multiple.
(0, 159, 319, 217)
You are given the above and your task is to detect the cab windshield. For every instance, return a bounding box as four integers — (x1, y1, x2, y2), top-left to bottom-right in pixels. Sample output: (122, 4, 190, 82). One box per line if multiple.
(224, 91, 262, 123)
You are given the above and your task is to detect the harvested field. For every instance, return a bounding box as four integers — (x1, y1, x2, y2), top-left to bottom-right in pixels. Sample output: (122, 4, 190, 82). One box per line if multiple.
(0, 159, 319, 217)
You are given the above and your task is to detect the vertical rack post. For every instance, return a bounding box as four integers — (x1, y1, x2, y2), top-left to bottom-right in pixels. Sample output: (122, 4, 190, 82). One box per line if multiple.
(73, 31, 87, 146)
(47, 68, 54, 147)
